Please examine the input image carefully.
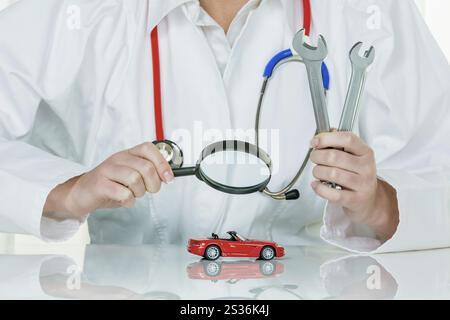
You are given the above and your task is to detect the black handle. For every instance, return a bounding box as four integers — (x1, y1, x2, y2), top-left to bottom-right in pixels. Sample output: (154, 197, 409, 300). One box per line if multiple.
(173, 166, 197, 177)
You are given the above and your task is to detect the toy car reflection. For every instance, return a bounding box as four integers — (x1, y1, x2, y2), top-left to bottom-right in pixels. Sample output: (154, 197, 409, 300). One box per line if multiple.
(187, 260, 284, 281)
(187, 231, 285, 261)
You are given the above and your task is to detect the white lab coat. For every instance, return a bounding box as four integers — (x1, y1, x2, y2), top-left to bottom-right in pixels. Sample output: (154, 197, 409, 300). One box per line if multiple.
(0, 0, 449, 252)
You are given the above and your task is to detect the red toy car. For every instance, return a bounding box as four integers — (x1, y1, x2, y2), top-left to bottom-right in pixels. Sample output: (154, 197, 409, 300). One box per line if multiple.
(187, 231, 285, 261)
(187, 260, 284, 281)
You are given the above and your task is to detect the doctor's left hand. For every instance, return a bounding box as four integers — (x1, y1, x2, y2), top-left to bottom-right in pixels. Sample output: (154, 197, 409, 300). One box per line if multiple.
(310, 132, 400, 242)
(43, 142, 174, 221)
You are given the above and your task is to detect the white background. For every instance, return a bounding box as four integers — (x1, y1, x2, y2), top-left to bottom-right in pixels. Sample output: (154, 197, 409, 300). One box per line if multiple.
(0, 0, 449, 252)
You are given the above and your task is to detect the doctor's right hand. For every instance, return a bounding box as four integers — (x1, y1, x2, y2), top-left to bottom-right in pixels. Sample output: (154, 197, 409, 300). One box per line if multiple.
(43, 142, 174, 221)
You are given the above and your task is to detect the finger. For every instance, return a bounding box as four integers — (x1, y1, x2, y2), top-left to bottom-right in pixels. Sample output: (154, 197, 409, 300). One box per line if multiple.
(101, 179, 135, 205)
(103, 165, 146, 198)
(133, 161, 162, 194)
(310, 149, 364, 174)
(112, 153, 163, 193)
(104, 198, 136, 210)
(121, 197, 136, 209)
(312, 165, 361, 191)
(128, 142, 174, 183)
(311, 180, 355, 206)
(311, 132, 371, 156)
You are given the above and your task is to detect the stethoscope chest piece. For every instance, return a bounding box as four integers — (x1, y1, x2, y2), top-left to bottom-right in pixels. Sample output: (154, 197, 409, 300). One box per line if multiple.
(153, 140, 184, 169)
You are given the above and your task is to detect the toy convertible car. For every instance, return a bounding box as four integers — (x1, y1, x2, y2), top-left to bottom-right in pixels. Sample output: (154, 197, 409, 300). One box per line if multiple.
(187, 231, 285, 261)
(187, 260, 284, 281)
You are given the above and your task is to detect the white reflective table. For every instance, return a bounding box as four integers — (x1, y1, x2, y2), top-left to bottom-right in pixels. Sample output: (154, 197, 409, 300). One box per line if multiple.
(1, 244, 450, 300)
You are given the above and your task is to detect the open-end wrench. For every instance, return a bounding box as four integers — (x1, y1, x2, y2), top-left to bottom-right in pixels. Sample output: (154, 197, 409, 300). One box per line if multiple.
(293, 29, 338, 188)
(293, 32, 376, 190)
(323, 43, 374, 190)
(293, 29, 331, 134)
(338, 42, 375, 131)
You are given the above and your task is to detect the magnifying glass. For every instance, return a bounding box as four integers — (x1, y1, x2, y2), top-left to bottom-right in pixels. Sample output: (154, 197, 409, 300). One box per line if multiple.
(154, 140, 275, 196)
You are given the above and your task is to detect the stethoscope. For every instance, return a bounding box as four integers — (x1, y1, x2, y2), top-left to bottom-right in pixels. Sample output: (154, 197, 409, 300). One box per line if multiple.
(151, 0, 329, 200)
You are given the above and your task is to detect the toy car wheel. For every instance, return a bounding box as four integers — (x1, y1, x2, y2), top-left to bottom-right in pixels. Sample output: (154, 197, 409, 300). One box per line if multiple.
(260, 246, 275, 261)
(260, 261, 276, 276)
(204, 245, 221, 261)
(204, 261, 222, 277)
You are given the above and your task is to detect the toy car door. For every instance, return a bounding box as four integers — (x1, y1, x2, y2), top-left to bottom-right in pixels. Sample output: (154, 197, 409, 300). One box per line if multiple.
(229, 236, 253, 256)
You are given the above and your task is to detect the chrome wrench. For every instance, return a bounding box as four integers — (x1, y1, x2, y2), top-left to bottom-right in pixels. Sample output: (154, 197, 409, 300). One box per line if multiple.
(338, 42, 375, 131)
(293, 30, 337, 188)
(293, 29, 331, 133)
(330, 43, 375, 190)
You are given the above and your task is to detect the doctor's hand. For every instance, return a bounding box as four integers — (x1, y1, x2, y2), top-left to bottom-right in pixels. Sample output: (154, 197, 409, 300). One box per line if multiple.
(309, 132, 399, 242)
(43, 142, 174, 220)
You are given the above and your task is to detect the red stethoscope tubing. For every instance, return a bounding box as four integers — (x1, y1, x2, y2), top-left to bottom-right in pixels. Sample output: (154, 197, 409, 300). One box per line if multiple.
(150, 28, 164, 141)
(302, 0, 312, 37)
(151, 0, 312, 141)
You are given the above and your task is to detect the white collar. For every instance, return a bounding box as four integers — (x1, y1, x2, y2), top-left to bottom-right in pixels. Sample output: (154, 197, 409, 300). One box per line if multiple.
(184, 0, 262, 26)
(147, 0, 293, 33)
(147, 0, 192, 32)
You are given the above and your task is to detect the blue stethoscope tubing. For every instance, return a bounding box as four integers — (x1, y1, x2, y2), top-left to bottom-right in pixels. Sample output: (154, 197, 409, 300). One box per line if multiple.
(255, 37, 331, 200)
(263, 48, 330, 89)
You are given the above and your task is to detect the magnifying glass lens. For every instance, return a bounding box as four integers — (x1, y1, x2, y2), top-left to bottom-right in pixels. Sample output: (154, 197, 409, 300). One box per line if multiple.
(171, 140, 272, 195)
(200, 150, 271, 189)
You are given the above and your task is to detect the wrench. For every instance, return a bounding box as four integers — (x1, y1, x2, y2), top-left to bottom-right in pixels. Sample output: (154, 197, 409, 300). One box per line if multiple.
(293, 30, 338, 188)
(327, 43, 375, 190)
(293, 29, 331, 134)
(338, 42, 375, 131)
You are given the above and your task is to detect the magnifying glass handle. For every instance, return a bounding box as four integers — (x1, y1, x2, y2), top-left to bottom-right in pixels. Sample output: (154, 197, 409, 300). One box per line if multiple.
(172, 167, 197, 177)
